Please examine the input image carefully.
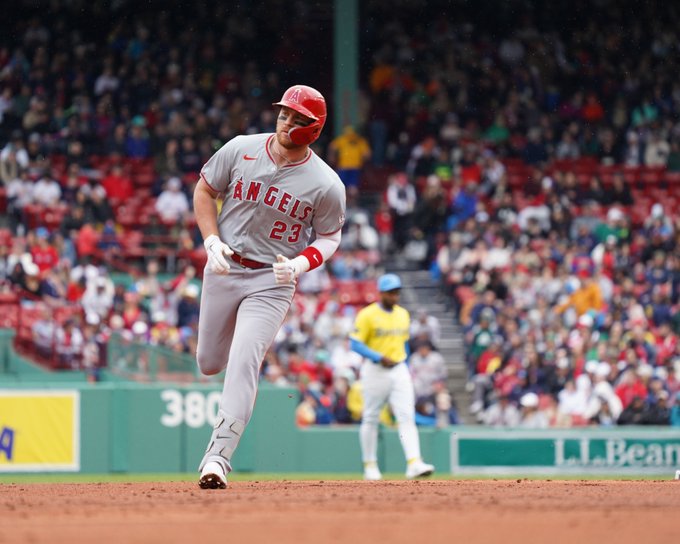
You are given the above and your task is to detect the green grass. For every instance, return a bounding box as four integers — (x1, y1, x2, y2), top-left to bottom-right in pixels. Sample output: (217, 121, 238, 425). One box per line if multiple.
(0, 473, 672, 484)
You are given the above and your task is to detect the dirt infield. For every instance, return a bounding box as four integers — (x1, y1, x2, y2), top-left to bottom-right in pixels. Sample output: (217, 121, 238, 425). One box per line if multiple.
(1, 480, 677, 544)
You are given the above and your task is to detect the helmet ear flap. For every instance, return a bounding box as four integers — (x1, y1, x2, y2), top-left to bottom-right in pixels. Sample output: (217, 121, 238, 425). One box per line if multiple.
(288, 122, 323, 146)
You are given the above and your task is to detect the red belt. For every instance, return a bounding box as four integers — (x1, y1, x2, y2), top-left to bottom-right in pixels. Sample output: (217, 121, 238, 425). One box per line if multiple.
(231, 253, 271, 269)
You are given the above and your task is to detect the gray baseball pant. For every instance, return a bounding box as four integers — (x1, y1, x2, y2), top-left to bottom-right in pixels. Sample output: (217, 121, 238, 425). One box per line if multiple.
(196, 264, 294, 472)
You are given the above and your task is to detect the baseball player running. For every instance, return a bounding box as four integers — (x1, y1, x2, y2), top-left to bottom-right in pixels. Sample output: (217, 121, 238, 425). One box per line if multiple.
(194, 85, 346, 489)
(350, 273, 435, 480)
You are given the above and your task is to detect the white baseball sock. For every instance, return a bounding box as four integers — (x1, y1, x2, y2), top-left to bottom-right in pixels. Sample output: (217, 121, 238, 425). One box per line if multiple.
(397, 421, 422, 462)
(360, 422, 379, 464)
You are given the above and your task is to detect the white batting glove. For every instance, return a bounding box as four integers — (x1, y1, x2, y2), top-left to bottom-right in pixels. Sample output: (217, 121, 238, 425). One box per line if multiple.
(273, 254, 306, 284)
(204, 234, 234, 275)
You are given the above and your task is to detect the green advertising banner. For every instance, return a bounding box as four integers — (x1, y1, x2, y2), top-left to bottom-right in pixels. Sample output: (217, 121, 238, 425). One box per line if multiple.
(451, 429, 680, 475)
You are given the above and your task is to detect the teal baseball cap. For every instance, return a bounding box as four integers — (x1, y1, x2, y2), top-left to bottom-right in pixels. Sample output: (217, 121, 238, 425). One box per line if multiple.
(377, 273, 402, 292)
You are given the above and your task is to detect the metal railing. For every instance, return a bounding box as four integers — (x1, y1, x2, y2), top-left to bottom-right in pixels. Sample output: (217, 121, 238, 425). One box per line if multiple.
(106, 332, 223, 384)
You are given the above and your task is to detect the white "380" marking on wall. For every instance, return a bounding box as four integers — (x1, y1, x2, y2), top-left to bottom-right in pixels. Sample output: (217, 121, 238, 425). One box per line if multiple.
(160, 390, 221, 428)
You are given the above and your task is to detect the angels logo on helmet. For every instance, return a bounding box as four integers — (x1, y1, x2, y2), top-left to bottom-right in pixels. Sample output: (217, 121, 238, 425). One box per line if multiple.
(289, 88, 301, 102)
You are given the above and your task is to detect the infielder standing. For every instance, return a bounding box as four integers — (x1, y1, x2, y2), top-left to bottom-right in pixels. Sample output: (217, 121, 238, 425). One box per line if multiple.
(350, 273, 435, 480)
(194, 85, 346, 489)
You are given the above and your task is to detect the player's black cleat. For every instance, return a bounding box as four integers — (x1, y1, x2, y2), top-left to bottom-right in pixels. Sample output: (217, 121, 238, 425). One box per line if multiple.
(199, 473, 227, 489)
(199, 461, 227, 489)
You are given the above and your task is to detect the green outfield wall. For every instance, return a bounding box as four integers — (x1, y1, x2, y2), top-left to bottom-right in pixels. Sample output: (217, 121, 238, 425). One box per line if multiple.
(2, 381, 680, 476)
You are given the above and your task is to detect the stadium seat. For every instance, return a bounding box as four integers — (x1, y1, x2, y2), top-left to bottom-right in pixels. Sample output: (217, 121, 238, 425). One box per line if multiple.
(664, 171, 680, 185)
(640, 167, 665, 186)
(333, 280, 364, 306)
(0, 292, 19, 329)
(359, 280, 379, 304)
(622, 165, 640, 184)
(23, 204, 44, 230)
(0, 228, 11, 248)
(133, 172, 156, 187)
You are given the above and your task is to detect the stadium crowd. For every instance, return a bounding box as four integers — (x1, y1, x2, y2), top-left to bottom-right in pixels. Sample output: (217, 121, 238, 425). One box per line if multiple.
(0, 1, 679, 426)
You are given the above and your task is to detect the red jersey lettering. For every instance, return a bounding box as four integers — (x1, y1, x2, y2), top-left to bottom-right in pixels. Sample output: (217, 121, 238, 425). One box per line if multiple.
(299, 205, 313, 220)
(245, 181, 262, 201)
(264, 186, 279, 206)
(277, 191, 293, 213)
(232, 179, 244, 200)
(290, 199, 301, 218)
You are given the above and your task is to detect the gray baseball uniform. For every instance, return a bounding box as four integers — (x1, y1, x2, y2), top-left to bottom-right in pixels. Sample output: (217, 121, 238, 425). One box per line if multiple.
(196, 132, 345, 475)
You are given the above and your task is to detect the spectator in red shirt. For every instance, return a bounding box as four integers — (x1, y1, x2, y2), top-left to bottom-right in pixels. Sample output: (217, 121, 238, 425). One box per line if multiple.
(286, 347, 317, 383)
(30, 227, 59, 273)
(121, 291, 144, 330)
(66, 275, 87, 303)
(653, 322, 678, 366)
(309, 349, 335, 391)
(101, 163, 134, 201)
(615, 368, 648, 408)
(373, 200, 394, 254)
(76, 222, 99, 257)
(581, 92, 605, 123)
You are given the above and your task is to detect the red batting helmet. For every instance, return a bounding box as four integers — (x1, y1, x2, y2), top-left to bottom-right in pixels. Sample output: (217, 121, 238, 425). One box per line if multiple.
(273, 85, 327, 145)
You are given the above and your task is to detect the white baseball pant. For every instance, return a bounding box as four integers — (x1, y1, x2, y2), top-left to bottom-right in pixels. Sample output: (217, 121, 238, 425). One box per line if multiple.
(359, 361, 422, 464)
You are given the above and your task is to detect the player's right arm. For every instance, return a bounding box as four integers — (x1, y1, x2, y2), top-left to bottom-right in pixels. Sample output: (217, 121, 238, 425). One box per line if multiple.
(193, 177, 221, 240)
(349, 308, 396, 367)
(194, 177, 233, 274)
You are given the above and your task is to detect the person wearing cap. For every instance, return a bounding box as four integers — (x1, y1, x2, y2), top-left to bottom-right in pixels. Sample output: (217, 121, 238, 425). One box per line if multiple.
(29, 227, 59, 274)
(177, 283, 201, 328)
(349, 273, 435, 481)
(555, 272, 604, 325)
(518, 392, 549, 428)
(327, 125, 372, 189)
(0, 129, 29, 169)
(410, 307, 442, 348)
(155, 176, 189, 223)
(385, 172, 417, 251)
(614, 368, 648, 409)
(55, 317, 85, 369)
(193, 85, 346, 490)
(81, 275, 114, 322)
(309, 349, 334, 391)
(617, 395, 647, 425)
(482, 393, 521, 427)
(32, 169, 62, 207)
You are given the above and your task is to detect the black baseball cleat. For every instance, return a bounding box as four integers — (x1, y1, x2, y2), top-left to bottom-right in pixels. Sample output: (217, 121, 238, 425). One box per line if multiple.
(198, 461, 227, 489)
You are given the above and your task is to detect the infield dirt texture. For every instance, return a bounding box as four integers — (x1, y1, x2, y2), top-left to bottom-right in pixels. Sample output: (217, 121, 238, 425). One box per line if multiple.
(1, 480, 677, 543)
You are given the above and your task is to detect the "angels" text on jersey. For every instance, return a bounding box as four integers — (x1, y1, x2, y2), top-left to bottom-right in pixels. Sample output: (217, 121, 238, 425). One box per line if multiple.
(231, 178, 313, 221)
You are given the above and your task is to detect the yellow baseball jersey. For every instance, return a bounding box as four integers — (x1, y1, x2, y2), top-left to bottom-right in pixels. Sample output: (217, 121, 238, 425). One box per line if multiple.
(351, 302, 410, 363)
(329, 133, 371, 169)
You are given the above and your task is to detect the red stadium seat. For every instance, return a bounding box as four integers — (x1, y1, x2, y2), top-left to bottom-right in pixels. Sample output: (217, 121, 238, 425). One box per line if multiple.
(133, 172, 156, 187)
(0, 228, 11, 247)
(622, 165, 640, 184)
(664, 171, 680, 185)
(333, 280, 364, 306)
(639, 167, 665, 186)
(359, 280, 379, 304)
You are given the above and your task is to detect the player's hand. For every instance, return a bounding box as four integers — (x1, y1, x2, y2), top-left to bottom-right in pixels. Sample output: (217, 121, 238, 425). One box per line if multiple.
(204, 234, 233, 275)
(273, 254, 303, 284)
(379, 356, 397, 368)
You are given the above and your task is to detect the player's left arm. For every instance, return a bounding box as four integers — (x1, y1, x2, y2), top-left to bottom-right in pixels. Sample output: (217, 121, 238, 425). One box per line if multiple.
(273, 181, 346, 284)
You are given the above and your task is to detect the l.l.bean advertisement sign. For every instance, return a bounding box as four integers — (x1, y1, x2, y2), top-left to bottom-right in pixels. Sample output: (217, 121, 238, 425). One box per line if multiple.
(450, 429, 680, 475)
